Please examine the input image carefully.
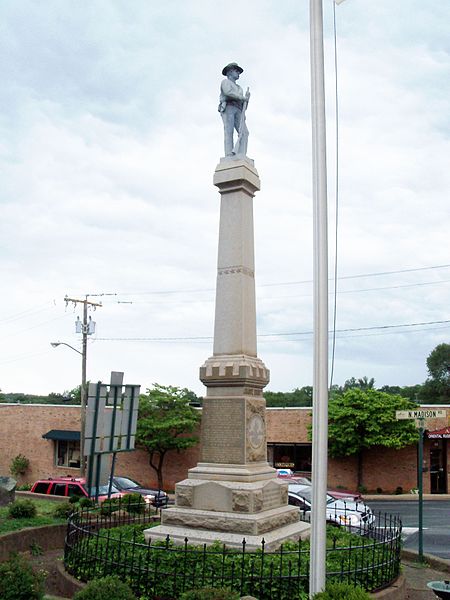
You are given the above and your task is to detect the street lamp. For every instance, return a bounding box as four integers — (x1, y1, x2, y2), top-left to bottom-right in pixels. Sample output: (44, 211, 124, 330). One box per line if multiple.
(50, 342, 82, 356)
(50, 340, 87, 476)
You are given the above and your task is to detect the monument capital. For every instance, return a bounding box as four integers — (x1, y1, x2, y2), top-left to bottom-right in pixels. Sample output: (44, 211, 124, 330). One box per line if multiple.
(200, 354, 269, 395)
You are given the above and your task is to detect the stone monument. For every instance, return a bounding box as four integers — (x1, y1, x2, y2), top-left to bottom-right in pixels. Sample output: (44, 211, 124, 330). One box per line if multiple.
(145, 63, 308, 550)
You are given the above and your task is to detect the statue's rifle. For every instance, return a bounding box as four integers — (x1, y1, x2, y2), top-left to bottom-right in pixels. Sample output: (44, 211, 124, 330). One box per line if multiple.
(233, 87, 249, 155)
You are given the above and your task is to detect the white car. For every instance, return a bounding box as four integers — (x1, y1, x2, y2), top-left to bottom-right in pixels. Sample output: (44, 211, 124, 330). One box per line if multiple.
(288, 483, 375, 531)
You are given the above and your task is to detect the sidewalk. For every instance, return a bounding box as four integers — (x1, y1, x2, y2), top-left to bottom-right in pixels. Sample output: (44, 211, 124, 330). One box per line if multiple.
(402, 550, 450, 600)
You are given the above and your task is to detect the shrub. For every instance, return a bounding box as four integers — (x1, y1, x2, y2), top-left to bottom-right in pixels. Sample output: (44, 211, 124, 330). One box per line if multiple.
(395, 486, 403, 495)
(376, 487, 383, 494)
(79, 497, 95, 509)
(179, 587, 240, 600)
(16, 483, 32, 491)
(8, 499, 37, 519)
(99, 498, 121, 516)
(312, 582, 372, 599)
(0, 553, 46, 599)
(30, 541, 43, 557)
(53, 502, 73, 519)
(123, 493, 145, 514)
(9, 454, 30, 478)
(73, 575, 137, 600)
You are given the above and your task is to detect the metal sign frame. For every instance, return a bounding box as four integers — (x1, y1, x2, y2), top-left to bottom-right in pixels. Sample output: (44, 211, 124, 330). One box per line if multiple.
(84, 372, 140, 502)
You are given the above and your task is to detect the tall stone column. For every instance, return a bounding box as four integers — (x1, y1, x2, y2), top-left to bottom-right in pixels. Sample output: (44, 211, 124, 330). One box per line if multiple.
(146, 157, 308, 550)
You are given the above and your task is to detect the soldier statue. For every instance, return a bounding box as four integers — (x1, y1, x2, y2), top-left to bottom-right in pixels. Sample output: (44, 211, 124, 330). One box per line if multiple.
(218, 62, 250, 157)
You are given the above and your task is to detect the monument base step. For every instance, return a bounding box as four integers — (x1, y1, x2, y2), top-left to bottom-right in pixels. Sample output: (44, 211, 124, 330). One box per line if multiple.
(145, 520, 310, 551)
(187, 462, 275, 482)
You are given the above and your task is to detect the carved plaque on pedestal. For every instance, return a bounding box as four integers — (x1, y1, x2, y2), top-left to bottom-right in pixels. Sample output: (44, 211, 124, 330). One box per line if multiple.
(201, 398, 245, 463)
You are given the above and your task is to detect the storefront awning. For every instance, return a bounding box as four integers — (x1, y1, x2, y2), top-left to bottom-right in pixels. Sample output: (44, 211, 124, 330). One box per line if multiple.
(42, 430, 80, 441)
(426, 427, 450, 439)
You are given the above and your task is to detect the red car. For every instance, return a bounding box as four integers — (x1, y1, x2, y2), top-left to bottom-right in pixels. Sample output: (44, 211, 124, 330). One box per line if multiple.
(30, 476, 124, 502)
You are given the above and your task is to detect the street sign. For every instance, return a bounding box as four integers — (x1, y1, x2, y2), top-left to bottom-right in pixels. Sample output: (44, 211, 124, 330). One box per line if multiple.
(395, 409, 447, 420)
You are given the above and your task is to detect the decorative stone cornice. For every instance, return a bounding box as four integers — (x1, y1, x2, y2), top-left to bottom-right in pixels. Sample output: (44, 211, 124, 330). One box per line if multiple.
(200, 354, 270, 390)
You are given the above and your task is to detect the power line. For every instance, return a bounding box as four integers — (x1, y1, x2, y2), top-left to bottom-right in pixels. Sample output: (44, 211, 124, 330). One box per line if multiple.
(259, 264, 450, 289)
(258, 278, 450, 301)
(94, 318, 450, 342)
(3, 313, 73, 339)
(0, 303, 53, 324)
(106, 264, 450, 297)
(100, 277, 450, 306)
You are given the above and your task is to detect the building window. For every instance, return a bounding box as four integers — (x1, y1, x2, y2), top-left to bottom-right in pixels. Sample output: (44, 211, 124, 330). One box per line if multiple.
(56, 440, 81, 468)
(268, 443, 312, 473)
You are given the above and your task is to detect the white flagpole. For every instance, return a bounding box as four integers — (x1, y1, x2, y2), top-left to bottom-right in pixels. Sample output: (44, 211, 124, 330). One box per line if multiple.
(309, 0, 329, 596)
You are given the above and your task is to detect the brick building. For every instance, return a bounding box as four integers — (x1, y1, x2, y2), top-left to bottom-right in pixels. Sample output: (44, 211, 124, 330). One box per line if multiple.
(0, 403, 448, 494)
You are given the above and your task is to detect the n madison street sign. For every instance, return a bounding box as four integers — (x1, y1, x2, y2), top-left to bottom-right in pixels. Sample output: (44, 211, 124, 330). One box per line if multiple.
(395, 409, 447, 420)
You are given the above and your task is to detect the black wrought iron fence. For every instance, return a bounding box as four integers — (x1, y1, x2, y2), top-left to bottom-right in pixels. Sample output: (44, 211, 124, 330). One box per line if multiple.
(64, 499, 402, 600)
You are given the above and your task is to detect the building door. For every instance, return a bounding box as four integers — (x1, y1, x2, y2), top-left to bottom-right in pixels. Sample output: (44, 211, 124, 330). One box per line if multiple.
(430, 440, 447, 494)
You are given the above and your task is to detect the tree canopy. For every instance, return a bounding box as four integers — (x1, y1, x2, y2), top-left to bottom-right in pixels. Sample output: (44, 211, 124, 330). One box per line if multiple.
(264, 386, 313, 407)
(427, 343, 450, 384)
(136, 384, 201, 489)
(418, 343, 450, 404)
(327, 389, 419, 489)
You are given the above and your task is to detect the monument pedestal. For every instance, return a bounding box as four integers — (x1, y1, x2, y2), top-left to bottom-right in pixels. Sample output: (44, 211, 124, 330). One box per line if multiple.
(145, 158, 309, 550)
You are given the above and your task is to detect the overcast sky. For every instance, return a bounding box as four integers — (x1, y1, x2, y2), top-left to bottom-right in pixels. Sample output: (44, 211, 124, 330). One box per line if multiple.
(1, 0, 449, 397)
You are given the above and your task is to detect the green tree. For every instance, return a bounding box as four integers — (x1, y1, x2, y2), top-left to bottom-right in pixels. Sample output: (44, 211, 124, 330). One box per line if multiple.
(378, 384, 422, 401)
(136, 384, 201, 489)
(264, 386, 313, 407)
(427, 343, 450, 384)
(327, 389, 419, 489)
(61, 384, 83, 404)
(418, 343, 450, 404)
(343, 376, 375, 391)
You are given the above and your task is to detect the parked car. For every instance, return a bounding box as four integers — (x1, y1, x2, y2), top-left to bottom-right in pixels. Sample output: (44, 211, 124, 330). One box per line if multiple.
(276, 468, 295, 477)
(30, 477, 123, 502)
(276, 471, 361, 501)
(110, 476, 169, 507)
(288, 483, 375, 531)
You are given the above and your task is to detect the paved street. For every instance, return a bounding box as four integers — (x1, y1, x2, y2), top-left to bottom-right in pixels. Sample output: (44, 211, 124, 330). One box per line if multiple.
(366, 499, 450, 559)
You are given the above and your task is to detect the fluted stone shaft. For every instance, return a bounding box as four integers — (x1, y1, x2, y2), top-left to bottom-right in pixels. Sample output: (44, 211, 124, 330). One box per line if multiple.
(212, 159, 259, 357)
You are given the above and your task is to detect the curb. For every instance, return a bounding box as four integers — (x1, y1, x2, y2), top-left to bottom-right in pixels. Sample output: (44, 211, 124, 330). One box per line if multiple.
(401, 548, 450, 573)
(0, 524, 66, 562)
(56, 560, 84, 598)
(363, 494, 450, 501)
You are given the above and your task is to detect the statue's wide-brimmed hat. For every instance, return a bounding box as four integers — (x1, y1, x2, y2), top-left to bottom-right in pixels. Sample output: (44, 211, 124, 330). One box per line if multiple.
(222, 62, 243, 76)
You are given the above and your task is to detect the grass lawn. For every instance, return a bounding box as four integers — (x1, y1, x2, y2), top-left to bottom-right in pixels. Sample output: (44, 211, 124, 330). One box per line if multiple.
(0, 499, 66, 534)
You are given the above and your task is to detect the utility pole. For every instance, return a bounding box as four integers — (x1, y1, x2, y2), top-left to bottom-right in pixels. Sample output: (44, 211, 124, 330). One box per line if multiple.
(64, 295, 102, 476)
